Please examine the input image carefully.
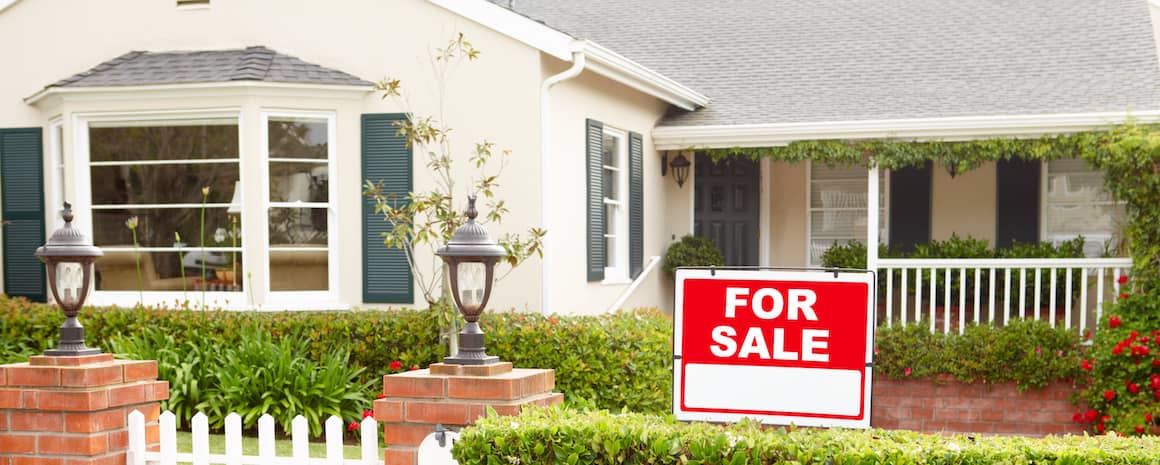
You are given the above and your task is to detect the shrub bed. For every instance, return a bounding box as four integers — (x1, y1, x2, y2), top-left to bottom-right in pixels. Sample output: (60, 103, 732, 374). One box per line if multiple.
(453, 408, 1160, 465)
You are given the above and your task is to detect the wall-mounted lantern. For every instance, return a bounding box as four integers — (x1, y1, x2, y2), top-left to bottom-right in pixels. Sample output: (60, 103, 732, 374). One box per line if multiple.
(662, 152, 692, 188)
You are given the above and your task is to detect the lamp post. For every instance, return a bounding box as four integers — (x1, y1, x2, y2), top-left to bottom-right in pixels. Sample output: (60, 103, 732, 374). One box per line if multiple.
(436, 195, 507, 365)
(35, 203, 103, 356)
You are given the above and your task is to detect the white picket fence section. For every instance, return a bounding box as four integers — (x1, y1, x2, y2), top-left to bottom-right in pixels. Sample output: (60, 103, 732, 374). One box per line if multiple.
(126, 410, 378, 465)
(876, 257, 1132, 336)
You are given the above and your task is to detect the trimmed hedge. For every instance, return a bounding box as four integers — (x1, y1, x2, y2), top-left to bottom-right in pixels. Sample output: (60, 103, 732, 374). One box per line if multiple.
(0, 296, 671, 413)
(454, 408, 1160, 465)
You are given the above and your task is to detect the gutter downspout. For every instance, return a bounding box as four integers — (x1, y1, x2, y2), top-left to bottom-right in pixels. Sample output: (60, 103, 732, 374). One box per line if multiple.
(539, 48, 586, 314)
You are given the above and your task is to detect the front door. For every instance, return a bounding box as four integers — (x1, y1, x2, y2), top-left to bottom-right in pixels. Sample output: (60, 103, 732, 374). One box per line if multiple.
(693, 154, 759, 266)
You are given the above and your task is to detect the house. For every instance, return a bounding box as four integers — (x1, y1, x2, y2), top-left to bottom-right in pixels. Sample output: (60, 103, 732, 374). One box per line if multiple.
(0, 0, 1157, 319)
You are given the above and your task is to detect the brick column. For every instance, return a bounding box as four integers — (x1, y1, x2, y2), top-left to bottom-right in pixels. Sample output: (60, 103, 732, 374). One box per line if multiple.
(0, 353, 168, 465)
(374, 362, 563, 465)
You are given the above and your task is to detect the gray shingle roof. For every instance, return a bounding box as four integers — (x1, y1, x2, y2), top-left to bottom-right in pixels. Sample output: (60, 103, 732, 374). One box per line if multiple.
(495, 0, 1160, 127)
(50, 46, 371, 88)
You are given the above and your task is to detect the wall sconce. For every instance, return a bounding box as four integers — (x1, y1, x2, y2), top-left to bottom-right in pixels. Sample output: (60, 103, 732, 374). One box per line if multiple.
(662, 153, 692, 188)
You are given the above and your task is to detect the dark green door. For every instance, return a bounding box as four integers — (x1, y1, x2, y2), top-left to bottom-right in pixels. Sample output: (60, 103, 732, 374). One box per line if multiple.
(693, 154, 760, 266)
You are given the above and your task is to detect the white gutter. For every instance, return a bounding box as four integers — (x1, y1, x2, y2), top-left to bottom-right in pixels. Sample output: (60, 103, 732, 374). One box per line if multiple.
(605, 256, 662, 313)
(652, 110, 1160, 150)
(539, 49, 586, 314)
(579, 41, 708, 111)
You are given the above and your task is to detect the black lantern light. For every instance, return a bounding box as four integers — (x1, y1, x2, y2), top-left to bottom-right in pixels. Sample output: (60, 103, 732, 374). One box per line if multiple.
(35, 203, 103, 356)
(663, 152, 692, 188)
(436, 195, 507, 365)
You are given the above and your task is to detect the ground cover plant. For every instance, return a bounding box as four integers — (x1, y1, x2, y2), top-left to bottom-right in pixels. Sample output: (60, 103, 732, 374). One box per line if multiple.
(453, 408, 1160, 465)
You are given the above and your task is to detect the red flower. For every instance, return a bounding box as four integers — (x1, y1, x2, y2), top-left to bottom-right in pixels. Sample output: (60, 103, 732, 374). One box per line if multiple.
(389, 360, 403, 371)
(1109, 316, 1122, 329)
(1119, 292, 1130, 300)
(1113, 345, 1124, 355)
(1118, 275, 1129, 284)
(1155, 389, 1160, 400)
(1129, 383, 1140, 394)
(347, 421, 359, 432)
(1084, 330, 1092, 341)
(362, 409, 374, 419)
(1085, 409, 1099, 422)
(410, 365, 420, 371)
(1073, 412, 1084, 423)
(1154, 359, 1160, 367)
(1097, 423, 1106, 434)
(1081, 359, 1093, 371)
(1104, 390, 1117, 401)
(377, 393, 387, 400)
(1135, 426, 1145, 434)
(904, 367, 912, 377)
(1147, 413, 1154, 422)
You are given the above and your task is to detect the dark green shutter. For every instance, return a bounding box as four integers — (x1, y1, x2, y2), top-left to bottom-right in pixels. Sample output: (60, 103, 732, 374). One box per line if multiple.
(586, 119, 604, 281)
(995, 159, 1040, 248)
(1, 128, 46, 302)
(362, 114, 413, 303)
(628, 131, 643, 279)
(888, 161, 932, 254)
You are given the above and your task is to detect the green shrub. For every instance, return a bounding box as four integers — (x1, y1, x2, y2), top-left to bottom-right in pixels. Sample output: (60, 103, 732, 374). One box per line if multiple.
(875, 320, 1085, 391)
(453, 408, 1160, 465)
(662, 235, 724, 276)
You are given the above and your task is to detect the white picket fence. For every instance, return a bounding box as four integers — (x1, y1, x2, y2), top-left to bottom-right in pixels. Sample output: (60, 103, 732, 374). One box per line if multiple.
(876, 257, 1132, 336)
(126, 410, 378, 465)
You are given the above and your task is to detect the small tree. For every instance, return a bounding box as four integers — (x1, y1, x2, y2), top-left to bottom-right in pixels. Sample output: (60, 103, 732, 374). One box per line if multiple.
(363, 34, 544, 351)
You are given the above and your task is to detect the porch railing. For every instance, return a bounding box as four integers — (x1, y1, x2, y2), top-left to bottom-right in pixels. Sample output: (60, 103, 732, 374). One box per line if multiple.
(875, 257, 1132, 336)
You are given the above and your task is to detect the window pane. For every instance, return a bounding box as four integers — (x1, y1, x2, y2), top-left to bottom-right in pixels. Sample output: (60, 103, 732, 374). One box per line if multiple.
(602, 134, 618, 166)
(604, 204, 617, 236)
(1045, 159, 1125, 256)
(95, 251, 243, 291)
(268, 118, 328, 159)
(270, 250, 328, 291)
(269, 207, 328, 246)
(93, 207, 240, 248)
(602, 168, 617, 199)
(269, 162, 328, 202)
(91, 164, 239, 205)
(89, 121, 238, 162)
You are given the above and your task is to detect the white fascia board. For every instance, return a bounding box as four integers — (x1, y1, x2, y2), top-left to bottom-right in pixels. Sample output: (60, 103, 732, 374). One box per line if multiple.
(427, 0, 575, 60)
(652, 111, 1160, 150)
(0, 0, 19, 14)
(580, 41, 709, 111)
(427, 0, 709, 110)
(24, 81, 373, 106)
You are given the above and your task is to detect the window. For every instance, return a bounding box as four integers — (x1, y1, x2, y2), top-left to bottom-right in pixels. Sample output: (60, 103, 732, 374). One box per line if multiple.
(265, 113, 334, 292)
(601, 128, 629, 281)
(49, 120, 64, 227)
(807, 164, 887, 266)
(1043, 159, 1124, 257)
(87, 117, 243, 292)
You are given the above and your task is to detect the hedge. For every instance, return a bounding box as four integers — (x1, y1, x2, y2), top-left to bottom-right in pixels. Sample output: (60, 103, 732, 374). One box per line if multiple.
(453, 408, 1160, 465)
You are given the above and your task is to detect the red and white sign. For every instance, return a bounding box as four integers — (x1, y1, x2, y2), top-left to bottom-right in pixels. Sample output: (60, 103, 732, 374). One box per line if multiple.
(673, 268, 875, 428)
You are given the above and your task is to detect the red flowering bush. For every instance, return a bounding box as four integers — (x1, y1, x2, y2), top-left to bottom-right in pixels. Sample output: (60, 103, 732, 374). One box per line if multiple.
(1077, 276, 1160, 436)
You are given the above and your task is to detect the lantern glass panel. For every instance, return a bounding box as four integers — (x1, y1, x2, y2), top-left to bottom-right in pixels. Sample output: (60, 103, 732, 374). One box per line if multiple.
(457, 262, 486, 311)
(56, 262, 84, 308)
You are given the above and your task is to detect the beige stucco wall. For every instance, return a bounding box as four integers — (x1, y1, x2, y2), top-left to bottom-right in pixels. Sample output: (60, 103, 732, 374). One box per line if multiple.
(542, 58, 683, 315)
(767, 161, 808, 267)
(0, 0, 549, 311)
(931, 162, 997, 243)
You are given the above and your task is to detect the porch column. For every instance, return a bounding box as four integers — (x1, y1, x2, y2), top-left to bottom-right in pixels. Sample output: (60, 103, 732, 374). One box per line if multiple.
(866, 166, 879, 273)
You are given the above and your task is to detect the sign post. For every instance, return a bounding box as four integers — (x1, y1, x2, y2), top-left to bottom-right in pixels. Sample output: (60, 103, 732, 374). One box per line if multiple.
(673, 268, 875, 428)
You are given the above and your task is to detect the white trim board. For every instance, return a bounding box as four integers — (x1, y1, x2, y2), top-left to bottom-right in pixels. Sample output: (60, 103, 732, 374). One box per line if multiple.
(427, 0, 708, 110)
(25, 81, 372, 106)
(652, 111, 1160, 150)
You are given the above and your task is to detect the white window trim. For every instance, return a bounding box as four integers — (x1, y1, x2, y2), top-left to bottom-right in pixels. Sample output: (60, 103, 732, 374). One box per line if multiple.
(601, 126, 631, 284)
(804, 160, 890, 267)
(259, 110, 340, 307)
(73, 109, 249, 309)
(48, 118, 64, 228)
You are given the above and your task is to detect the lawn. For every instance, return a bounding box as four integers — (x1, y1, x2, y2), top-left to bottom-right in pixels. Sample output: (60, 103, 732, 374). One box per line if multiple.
(174, 431, 368, 460)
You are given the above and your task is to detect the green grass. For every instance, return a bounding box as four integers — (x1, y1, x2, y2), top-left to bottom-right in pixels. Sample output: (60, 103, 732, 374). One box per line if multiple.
(174, 431, 368, 460)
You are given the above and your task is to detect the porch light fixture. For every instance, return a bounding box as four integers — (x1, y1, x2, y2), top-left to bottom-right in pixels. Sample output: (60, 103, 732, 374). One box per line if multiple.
(35, 203, 103, 356)
(663, 152, 692, 188)
(436, 195, 507, 365)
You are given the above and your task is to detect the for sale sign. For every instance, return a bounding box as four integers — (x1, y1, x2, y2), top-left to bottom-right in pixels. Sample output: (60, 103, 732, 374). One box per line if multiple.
(673, 268, 875, 428)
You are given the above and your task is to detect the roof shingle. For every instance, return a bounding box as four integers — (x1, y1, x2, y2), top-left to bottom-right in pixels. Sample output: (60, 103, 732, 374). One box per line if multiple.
(495, 0, 1160, 127)
(50, 46, 371, 88)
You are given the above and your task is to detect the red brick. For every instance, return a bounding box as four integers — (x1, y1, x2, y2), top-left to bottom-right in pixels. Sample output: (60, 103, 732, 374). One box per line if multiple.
(0, 432, 37, 453)
(147, 381, 169, 402)
(106, 384, 145, 408)
(107, 429, 128, 450)
(60, 366, 122, 388)
(447, 370, 553, 401)
(21, 390, 37, 409)
(145, 424, 159, 445)
(64, 409, 125, 433)
(404, 401, 469, 425)
(374, 400, 403, 423)
(468, 403, 521, 421)
(120, 362, 157, 383)
(383, 374, 445, 398)
(980, 408, 1003, 421)
(0, 389, 20, 408)
(14, 457, 62, 465)
(9, 411, 63, 432)
(28, 354, 114, 367)
(0, 366, 6, 386)
(38, 390, 107, 411)
(943, 421, 989, 434)
(39, 433, 108, 455)
(383, 423, 434, 447)
(6, 366, 60, 387)
(384, 447, 417, 465)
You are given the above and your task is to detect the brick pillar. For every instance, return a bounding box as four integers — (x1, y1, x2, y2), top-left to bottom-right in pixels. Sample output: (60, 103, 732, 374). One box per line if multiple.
(374, 362, 563, 465)
(0, 353, 168, 465)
